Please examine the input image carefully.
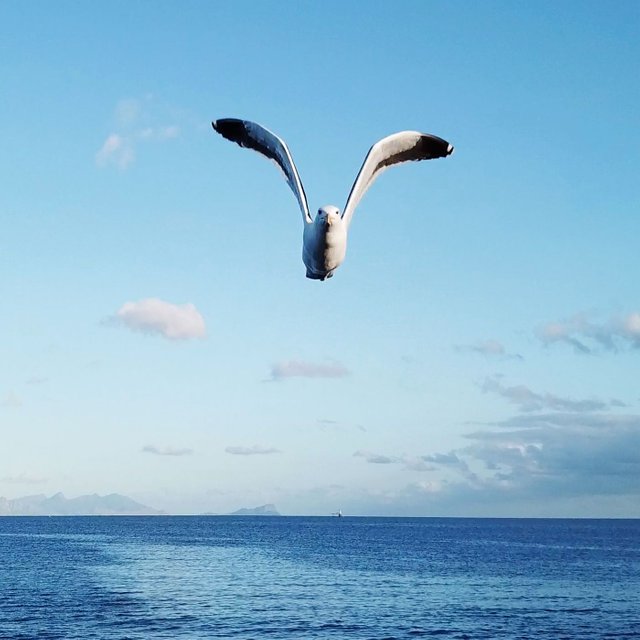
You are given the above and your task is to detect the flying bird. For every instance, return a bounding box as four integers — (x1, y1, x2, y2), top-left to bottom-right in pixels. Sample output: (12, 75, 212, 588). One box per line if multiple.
(212, 118, 454, 280)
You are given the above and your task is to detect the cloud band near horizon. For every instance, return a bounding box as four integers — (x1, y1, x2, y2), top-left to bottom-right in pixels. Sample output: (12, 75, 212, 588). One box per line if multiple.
(269, 359, 349, 381)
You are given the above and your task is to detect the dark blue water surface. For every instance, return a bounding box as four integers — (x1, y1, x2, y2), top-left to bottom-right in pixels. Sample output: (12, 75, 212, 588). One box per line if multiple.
(0, 517, 638, 639)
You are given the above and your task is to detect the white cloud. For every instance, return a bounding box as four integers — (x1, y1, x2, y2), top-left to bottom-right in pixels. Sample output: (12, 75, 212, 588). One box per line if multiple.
(142, 445, 193, 457)
(270, 360, 349, 380)
(114, 298, 206, 341)
(225, 445, 280, 456)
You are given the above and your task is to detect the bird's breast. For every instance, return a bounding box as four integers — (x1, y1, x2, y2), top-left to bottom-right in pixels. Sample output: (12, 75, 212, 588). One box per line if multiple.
(303, 221, 347, 273)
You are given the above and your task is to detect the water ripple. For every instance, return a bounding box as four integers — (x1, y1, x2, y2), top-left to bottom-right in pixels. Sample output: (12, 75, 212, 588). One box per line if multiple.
(0, 517, 638, 639)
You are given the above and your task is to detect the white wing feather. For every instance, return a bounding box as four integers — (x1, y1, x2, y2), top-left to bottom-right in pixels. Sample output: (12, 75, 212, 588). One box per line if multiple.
(341, 131, 454, 228)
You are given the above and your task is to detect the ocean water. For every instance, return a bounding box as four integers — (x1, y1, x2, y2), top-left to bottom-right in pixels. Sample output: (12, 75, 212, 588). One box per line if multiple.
(0, 517, 638, 639)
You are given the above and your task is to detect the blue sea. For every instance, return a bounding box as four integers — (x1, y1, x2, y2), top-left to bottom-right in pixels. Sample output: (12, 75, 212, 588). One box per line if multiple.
(0, 517, 638, 639)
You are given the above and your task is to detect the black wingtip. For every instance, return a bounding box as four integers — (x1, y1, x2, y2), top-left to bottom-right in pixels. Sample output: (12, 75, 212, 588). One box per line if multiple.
(416, 133, 455, 160)
(211, 118, 248, 144)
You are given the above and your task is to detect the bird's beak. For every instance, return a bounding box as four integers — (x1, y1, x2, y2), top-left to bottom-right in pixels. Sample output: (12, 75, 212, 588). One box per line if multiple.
(327, 216, 333, 226)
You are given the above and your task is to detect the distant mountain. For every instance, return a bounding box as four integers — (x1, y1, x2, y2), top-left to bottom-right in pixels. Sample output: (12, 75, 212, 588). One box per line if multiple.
(0, 492, 161, 516)
(229, 503, 280, 516)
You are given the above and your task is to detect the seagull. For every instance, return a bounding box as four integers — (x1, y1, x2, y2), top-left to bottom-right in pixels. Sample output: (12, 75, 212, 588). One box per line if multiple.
(212, 118, 454, 280)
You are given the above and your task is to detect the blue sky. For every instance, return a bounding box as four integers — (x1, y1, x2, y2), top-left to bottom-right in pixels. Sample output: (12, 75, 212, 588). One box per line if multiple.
(1, 1, 638, 516)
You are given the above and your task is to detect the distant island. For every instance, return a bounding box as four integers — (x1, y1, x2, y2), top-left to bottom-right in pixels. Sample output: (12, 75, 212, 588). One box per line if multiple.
(229, 504, 280, 516)
(0, 492, 161, 516)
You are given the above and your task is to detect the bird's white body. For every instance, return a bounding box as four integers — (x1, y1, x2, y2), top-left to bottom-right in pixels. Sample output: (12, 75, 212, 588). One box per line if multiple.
(302, 206, 346, 280)
(211, 118, 453, 280)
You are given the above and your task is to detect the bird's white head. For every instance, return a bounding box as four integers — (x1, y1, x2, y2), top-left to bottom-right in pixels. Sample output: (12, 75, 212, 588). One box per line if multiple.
(316, 205, 341, 227)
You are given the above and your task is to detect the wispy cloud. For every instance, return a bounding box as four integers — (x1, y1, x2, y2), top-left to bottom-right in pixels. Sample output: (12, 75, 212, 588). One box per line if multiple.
(481, 376, 617, 413)
(0, 474, 47, 485)
(270, 360, 349, 381)
(354, 449, 474, 475)
(455, 339, 523, 360)
(317, 419, 367, 433)
(1, 392, 22, 408)
(96, 97, 181, 170)
(115, 97, 142, 125)
(421, 452, 464, 466)
(96, 133, 135, 169)
(112, 298, 206, 341)
(225, 445, 280, 456)
(537, 311, 640, 353)
(139, 125, 180, 140)
(353, 450, 400, 465)
(142, 445, 193, 457)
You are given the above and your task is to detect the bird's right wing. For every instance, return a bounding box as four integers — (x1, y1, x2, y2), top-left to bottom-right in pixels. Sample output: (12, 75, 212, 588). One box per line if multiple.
(212, 118, 312, 224)
(341, 131, 454, 228)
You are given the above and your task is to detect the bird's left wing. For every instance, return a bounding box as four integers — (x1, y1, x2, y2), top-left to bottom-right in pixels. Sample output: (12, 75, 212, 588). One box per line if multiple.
(341, 131, 453, 228)
(212, 118, 312, 224)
